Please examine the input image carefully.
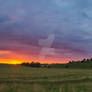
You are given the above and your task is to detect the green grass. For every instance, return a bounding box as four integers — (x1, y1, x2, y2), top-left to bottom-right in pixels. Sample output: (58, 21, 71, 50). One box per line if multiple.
(0, 64, 92, 92)
(0, 83, 92, 92)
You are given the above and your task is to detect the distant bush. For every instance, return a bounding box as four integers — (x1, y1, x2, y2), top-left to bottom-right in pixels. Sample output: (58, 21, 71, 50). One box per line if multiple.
(21, 62, 50, 68)
(21, 62, 41, 67)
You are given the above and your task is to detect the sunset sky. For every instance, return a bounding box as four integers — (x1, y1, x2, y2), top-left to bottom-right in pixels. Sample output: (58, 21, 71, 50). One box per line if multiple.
(0, 0, 92, 64)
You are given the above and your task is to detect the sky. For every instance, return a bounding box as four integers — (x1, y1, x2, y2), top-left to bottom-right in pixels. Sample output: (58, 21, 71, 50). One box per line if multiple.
(0, 0, 92, 64)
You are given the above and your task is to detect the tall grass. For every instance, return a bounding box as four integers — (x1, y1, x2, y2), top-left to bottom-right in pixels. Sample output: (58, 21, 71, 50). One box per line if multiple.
(0, 83, 91, 92)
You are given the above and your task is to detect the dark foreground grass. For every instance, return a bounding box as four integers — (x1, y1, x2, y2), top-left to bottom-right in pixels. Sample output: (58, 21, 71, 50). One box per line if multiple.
(0, 65, 92, 92)
(1, 83, 92, 92)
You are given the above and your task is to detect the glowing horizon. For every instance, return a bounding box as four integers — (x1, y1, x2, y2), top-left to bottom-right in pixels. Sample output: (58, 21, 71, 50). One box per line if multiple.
(0, 50, 68, 64)
(0, 58, 67, 64)
(0, 49, 90, 64)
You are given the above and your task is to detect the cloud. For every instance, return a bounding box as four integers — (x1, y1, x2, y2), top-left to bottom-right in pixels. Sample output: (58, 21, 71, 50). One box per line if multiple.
(0, 0, 92, 62)
(0, 15, 10, 23)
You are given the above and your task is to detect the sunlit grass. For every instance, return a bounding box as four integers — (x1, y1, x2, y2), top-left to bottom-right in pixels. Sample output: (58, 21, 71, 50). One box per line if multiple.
(0, 83, 92, 92)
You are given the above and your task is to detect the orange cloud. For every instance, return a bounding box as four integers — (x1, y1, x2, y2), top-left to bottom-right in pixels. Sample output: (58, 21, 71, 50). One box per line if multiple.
(0, 50, 11, 54)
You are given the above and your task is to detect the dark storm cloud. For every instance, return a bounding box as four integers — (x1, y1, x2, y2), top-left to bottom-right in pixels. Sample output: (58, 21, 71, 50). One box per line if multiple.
(0, 0, 92, 62)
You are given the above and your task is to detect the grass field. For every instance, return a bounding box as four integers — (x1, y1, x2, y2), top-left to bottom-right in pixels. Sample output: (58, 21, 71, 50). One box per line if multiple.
(0, 64, 92, 92)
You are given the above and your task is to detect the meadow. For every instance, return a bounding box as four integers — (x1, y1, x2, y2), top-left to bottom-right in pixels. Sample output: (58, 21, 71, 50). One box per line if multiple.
(0, 64, 92, 92)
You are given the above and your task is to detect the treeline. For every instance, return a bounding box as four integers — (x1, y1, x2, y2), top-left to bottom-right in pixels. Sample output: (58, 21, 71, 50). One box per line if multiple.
(69, 58, 92, 64)
(21, 58, 92, 69)
(65, 58, 92, 69)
